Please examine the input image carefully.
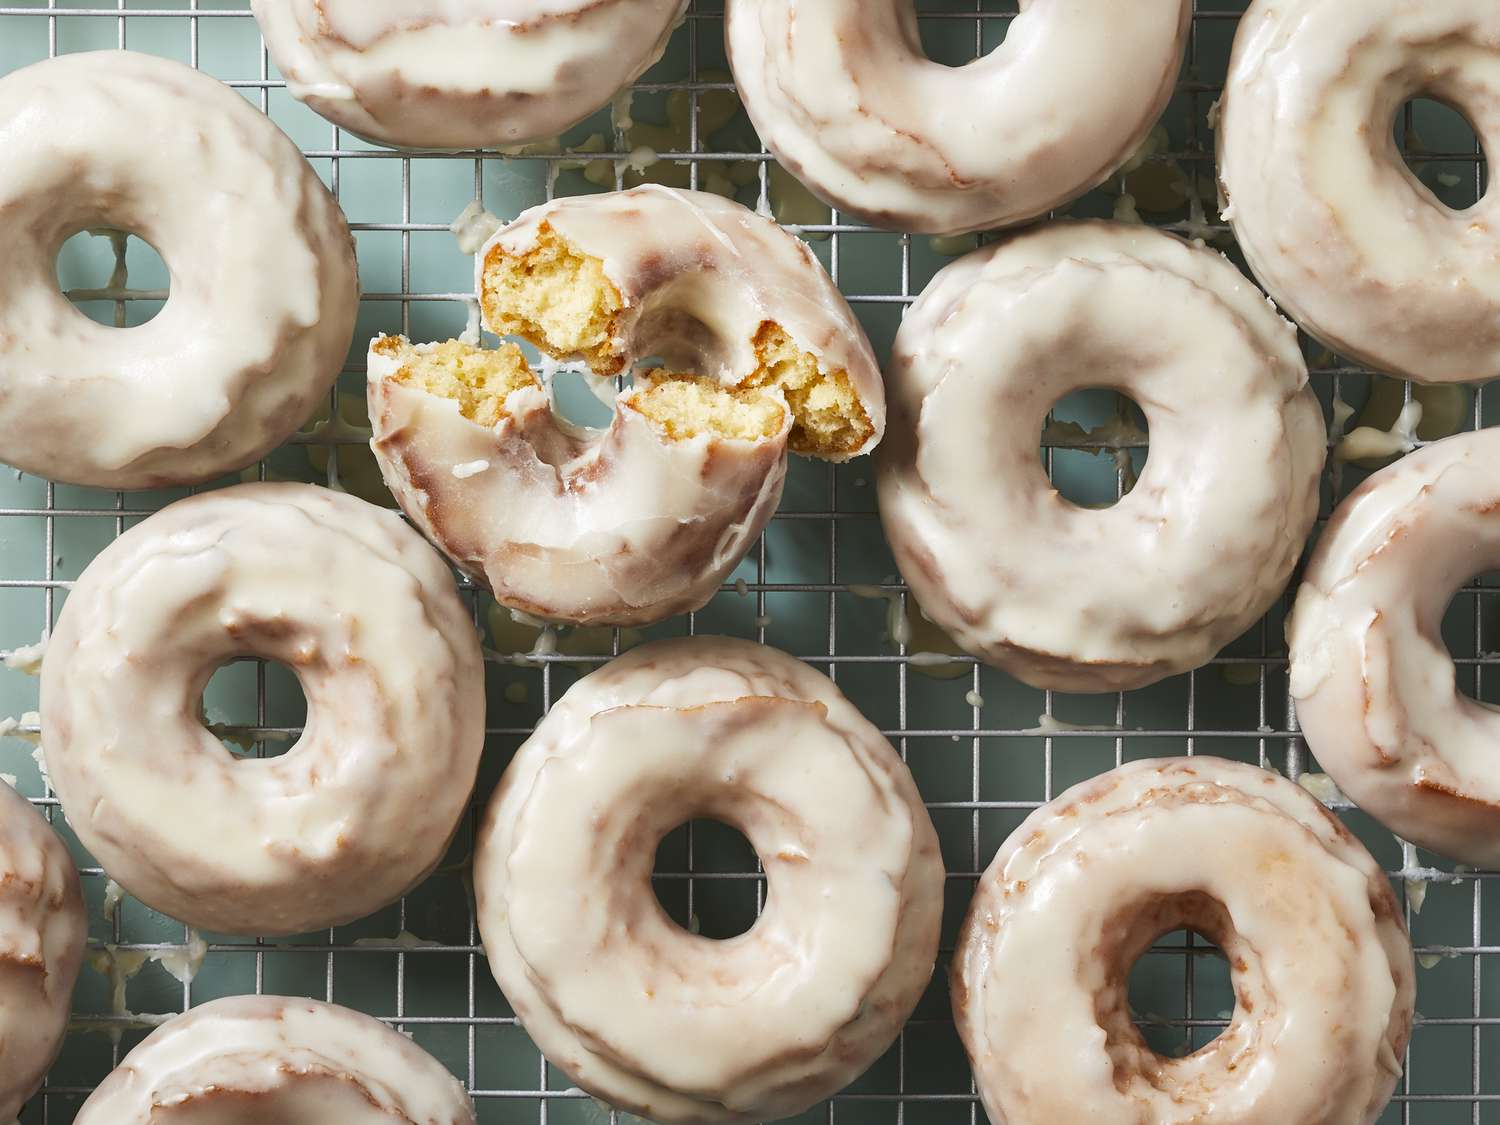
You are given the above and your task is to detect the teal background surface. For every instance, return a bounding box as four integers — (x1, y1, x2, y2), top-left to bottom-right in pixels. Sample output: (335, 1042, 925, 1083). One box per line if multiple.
(0, 2, 1496, 1121)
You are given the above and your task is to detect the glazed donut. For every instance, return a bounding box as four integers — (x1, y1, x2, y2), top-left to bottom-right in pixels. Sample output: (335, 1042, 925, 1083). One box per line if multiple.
(41, 483, 484, 936)
(75, 996, 476, 1122)
(876, 222, 1325, 693)
(0, 783, 86, 1119)
(953, 757, 1414, 1125)
(252, 0, 687, 150)
(0, 51, 359, 490)
(726, 0, 1190, 235)
(474, 637, 943, 1124)
(1218, 0, 1500, 384)
(369, 186, 883, 627)
(1289, 429, 1500, 868)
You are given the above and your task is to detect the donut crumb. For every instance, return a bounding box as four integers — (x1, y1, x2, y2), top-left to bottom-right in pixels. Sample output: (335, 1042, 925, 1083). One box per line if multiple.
(629, 376, 787, 443)
(481, 223, 623, 373)
(743, 322, 873, 458)
(377, 337, 537, 428)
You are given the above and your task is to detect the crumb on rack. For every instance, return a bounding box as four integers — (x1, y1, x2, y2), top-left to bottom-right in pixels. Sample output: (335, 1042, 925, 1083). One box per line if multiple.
(479, 228, 873, 457)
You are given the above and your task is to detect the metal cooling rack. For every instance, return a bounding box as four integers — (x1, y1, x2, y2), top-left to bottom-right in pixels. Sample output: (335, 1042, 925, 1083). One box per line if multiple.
(0, 2, 1495, 1122)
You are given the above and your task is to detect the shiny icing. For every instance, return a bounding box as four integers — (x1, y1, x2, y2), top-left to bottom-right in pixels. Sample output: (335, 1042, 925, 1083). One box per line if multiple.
(1218, 0, 1500, 383)
(0, 783, 85, 1120)
(252, 0, 688, 149)
(1289, 429, 1500, 868)
(877, 221, 1325, 692)
(40, 484, 485, 936)
(76, 996, 476, 1122)
(474, 637, 943, 1123)
(953, 757, 1414, 1125)
(0, 51, 358, 490)
(726, 0, 1190, 234)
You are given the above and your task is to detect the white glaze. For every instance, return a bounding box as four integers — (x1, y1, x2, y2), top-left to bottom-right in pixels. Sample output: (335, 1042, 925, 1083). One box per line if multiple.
(76, 996, 476, 1122)
(474, 637, 943, 1124)
(371, 188, 884, 626)
(41, 484, 485, 936)
(726, 0, 1190, 234)
(480, 188, 885, 441)
(953, 757, 1414, 1125)
(252, 0, 687, 149)
(1218, 0, 1500, 383)
(0, 51, 359, 489)
(1289, 429, 1500, 868)
(0, 783, 86, 1120)
(877, 222, 1325, 692)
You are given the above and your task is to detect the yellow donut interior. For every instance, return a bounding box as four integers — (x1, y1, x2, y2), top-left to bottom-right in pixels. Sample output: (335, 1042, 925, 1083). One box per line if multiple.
(478, 223, 874, 458)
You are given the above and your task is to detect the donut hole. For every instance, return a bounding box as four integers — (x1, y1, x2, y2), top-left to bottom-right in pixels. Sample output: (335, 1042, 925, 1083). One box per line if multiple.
(652, 818, 763, 940)
(1393, 97, 1488, 210)
(199, 658, 307, 759)
(916, 1, 1013, 68)
(1440, 570, 1500, 703)
(549, 367, 620, 429)
(1127, 928, 1236, 1058)
(54, 229, 169, 328)
(1042, 388, 1150, 508)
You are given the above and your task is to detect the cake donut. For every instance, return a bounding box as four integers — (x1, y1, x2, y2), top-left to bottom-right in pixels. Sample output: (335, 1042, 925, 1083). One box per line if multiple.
(0, 51, 359, 490)
(1289, 429, 1500, 868)
(1218, 0, 1500, 384)
(253, 0, 688, 150)
(726, 0, 1191, 235)
(954, 757, 1414, 1125)
(41, 483, 485, 936)
(474, 637, 943, 1123)
(0, 784, 86, 1119)
(369, 186, 884, 627)
(75, 996, 476, 1122)
(877, 222, 1325, 693)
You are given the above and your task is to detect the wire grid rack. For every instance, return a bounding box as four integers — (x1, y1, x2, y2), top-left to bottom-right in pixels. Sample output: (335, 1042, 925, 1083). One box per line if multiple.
(0, 1, 1496, 1122)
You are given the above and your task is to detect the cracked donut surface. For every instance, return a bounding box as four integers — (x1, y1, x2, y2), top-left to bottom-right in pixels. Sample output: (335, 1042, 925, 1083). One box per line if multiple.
(75, 995, 476, 1122)
(726, 0, 1190, 234)
(369, 186, 884, 627)
(0, 51, 358, 489)
(1290, 429, 1500, 868)
(1218, 0, 1500, 383)
(252, 0, 687, 150)
(0, 783, 85, 1119)
(473, 636, 944, 1124)
(953, 757, 1415, 1125)
(40, 483, 485, 936)
(877, 221, 1325, 693)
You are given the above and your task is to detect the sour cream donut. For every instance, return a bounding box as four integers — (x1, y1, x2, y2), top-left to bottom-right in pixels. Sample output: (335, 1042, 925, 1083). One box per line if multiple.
(726, 0, 1190, 235)
(877, 222, 1325, 693)
(370, 187, 884, 627)
(41, 484, 485, 936)
(252, 0, 687, 150)
(474, 637, 943, 1124)
(76, 996, 476, 1122)
(1218, 0, 1500, 383)
(0, 784, 85, 1120)
(1289, 429, 1500, 868)
(954, 757, 1414, 1125)
(0, 51, 359, 490)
